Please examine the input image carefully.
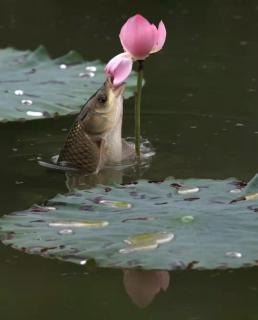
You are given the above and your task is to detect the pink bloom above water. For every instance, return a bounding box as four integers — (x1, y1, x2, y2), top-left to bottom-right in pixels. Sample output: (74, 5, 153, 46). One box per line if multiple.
(119, 14, 167, 60)
(105, 52, 133, 86)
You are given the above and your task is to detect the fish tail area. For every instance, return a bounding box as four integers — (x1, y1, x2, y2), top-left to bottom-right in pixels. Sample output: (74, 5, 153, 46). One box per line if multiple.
(58, 121, 100, 172)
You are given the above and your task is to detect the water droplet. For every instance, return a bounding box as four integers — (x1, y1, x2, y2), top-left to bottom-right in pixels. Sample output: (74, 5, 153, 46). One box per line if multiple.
(125, 232, 174, 246)
(190, 126, 197, 129)
(235, 123, 244, 127)
(245, 193, 258, 201)
(233, 15, 242, 20)
(49, 220, 109, 228)
(86, 66, 97, 72)
(119, 243, 158, 254)
(21, 99, 33, 106)
(15, 181, 24, 185)
(178, 187, 200, 195)
(78, 71, 95, 78)
(45, 206, 56, 211)
(119, 232, 174, 253)
(12, 148, 18, 152)
(186, 93, 193, 97)
(240, 41, 247, 46)
(230, 189, 242, 194)
(225, 251, 242, 258)
(80, 260, 87, 265)
(14, 89, 24, 96)
(31, 205, 56, 212)
(98, 200, 132, 209)
(58, 229, 74, 235)
(181, 215, 194, 223)
(26, 111, 43, 117)
(59, 64, 67, 69)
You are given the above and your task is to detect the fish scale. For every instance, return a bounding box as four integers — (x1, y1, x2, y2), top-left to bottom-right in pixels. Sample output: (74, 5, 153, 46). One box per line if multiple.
(57, 79, 132, 172)
(58, 120, 100, 172)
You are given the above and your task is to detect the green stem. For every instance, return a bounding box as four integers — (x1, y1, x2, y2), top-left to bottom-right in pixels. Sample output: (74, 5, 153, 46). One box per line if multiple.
(135, 60, 144, 159)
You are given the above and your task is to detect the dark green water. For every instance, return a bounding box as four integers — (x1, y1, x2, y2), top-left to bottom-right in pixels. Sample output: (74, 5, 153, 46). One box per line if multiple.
(1, 0, 258, 318)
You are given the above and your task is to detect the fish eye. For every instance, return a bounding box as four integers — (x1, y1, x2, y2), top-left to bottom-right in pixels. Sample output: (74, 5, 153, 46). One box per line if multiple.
(97, 94, 107, 104)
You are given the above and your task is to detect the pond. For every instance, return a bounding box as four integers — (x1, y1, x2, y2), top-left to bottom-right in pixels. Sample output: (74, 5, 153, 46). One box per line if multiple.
(1, 0, 258, 318)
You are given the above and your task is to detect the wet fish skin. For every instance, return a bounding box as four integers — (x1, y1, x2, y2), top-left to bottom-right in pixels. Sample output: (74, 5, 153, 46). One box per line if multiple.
(58, 78, 127, 172)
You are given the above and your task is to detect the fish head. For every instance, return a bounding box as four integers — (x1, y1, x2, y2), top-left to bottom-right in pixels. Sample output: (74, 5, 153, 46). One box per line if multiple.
(79, 78, 125, 135)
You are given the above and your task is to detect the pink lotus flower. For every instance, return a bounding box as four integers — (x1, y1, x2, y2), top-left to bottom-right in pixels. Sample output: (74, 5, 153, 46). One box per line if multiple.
(105, 52, 133, 86)
(119, 14, 166, 60)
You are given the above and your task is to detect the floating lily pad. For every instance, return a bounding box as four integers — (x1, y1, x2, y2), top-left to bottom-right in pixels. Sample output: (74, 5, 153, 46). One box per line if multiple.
(1, 176, 258, 270)
(0, 46, 137, 122)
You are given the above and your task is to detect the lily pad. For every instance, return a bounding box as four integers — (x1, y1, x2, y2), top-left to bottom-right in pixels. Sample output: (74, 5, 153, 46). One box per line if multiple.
(0, 46, 137, 122)
(1, 176, 258, 270)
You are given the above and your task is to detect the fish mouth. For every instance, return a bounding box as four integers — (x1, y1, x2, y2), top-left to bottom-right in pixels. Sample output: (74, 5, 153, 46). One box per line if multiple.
(112, 83, 125, 97)
(106, 77, 125, 97)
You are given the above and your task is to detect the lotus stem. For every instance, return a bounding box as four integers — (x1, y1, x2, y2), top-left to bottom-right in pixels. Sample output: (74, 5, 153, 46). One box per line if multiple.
(135, 60, 144, 159)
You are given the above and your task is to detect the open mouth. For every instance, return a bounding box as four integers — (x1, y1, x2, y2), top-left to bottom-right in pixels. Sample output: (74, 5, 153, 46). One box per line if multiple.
(112, 82, 125, 96)
(106, 77, 125, 97)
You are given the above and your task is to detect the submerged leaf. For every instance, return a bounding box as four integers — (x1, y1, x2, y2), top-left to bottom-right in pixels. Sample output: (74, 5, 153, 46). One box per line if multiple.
(0, 46, 137, 122)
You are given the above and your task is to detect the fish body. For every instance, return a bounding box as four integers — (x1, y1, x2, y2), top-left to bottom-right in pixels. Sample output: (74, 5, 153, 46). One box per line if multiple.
(58, 78, 133, 172)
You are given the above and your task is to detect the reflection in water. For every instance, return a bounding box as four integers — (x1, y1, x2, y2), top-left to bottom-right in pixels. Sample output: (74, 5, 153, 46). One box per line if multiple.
(65, 167, 126, 190)
(123, 269, 170, 308)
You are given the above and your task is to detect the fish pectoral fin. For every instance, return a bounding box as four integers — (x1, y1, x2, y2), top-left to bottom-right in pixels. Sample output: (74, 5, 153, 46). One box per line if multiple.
(94, 138, 106, 174)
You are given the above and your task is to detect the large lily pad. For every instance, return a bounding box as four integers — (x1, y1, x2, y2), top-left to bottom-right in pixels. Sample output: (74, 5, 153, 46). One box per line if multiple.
(0, 46, 137, 122)
(1, 176, 258, 270)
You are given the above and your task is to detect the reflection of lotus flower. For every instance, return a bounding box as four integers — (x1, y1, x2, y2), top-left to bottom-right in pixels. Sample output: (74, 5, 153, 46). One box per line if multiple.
(123, 270, 170, 308)
(119, 14, 167, 60)
(105, 52, 133, 86)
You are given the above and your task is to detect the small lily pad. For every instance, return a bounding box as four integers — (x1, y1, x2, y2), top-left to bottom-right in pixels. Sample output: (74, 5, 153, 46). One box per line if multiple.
(0, 46, 137, 122)
(1, 176, 258, 270)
